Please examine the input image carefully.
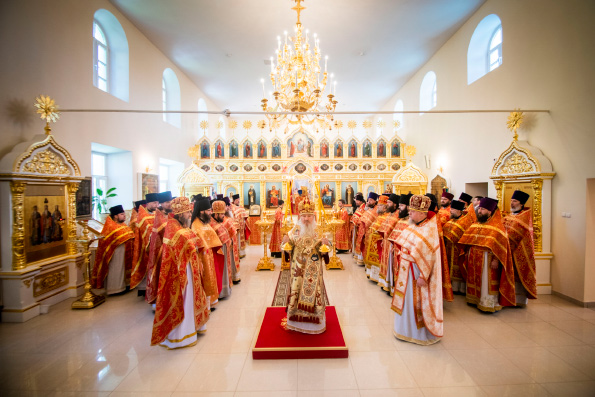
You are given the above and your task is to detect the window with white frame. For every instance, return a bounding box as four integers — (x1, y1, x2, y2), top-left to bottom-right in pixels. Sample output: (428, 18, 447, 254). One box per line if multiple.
(93, 21, 108, 92)
(488, 26, 502, 71)
(92, 9, 129, 101)
(467, 14, 503, 84)
(91, 152, 107, 216)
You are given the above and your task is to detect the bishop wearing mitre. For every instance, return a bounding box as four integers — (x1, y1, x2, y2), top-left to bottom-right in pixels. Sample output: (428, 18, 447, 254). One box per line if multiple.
(281, 196, 331, 334)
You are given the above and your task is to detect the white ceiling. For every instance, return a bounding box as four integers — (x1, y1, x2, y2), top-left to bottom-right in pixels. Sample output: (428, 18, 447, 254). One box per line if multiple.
(110, 0, 486, 113)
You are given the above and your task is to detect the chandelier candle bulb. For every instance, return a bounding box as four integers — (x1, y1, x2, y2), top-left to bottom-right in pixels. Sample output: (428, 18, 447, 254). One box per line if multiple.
(261, 79, 266, 98)
(325, 56, 328, 72)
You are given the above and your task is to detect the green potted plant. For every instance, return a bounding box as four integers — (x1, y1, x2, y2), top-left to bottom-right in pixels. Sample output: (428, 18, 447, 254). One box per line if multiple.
(93, 187, 117, 220)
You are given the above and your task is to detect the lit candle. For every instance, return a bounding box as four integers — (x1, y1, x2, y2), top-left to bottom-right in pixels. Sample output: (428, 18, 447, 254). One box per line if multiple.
(261, 78, 265, 98)
(277, 36, 281, 51)
(325, 56, 328, 72)
(270, 57, 274, 73)
(334, 81, 337, 96)
(284, 31, 288, 46)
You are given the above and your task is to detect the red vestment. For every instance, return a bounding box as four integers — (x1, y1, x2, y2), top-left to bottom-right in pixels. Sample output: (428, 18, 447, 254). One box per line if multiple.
(334, 208, 351, 251)
(503, 209, 537, 299)
(209, 219, 233, 294)
(151, 218, 209, 345)
(191, 219, 222, 305)
(437, 206, 451, 229)
(428, 211, 454, 302)
(443, 206, 477, 289)
(269, 207, 284, 253)
(131, 206, 155, 289)
(458, 209, 516, 310)
(91, 216, 134, 289)
(146, 210, 171, 304)
(355, 207, 378, 255)
(391, 216, 443, 337)
(376, 212, 400, 287)
(222, 216, 240, 272)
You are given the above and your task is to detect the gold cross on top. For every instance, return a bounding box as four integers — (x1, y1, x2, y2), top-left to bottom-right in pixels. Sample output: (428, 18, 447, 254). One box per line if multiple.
(292, 0, 306, 24)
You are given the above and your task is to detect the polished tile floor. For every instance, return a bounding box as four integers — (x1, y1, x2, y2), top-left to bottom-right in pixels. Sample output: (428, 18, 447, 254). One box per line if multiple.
(1, 245, 595, 396)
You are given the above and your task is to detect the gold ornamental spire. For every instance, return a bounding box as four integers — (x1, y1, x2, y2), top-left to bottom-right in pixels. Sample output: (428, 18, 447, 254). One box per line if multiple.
(291, 0, 305, 24)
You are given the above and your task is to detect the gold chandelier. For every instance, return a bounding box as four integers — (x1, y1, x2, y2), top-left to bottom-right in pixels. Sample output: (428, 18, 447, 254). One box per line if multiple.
(260, 0, 338, 132)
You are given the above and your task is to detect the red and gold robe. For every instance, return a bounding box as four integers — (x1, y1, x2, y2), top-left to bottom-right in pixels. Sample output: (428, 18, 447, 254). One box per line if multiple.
(209, 219, 233, 294)
(247, 216, 262, 245)
(364, 213, 388, 270)
(129, 208, 138, 233)
(334, 207, 351, 251)
(146, 210, 170, 304)
(222, 216, 240, 272)
(442, 206, 477, 291)
(376, 212, 400, 289)
(350, 203, 366, 253)
(503, 208, 537, 299)
(428, 211, 454, 302)
(355, 207, 378, 255)
(388, 217, 410, 292)
(269, 206, 284, 253)
(151, 218, 209, 346)
(458, 208, 516, 311)
(191, 219, 222, 306)
(91, 216, 134, 289)
(231, 204, 251, 252)
(437, 206, 451, 229)
(391, 216, 443, 338)
(131, 206, 155, 289)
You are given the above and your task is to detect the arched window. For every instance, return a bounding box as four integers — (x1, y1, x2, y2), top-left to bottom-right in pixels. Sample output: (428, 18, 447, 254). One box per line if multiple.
(92, 9, 129, 101)
(488, 26, 503, 71)
(162, 78, 167, 122)
(393, 100, 404, 128)
(467, 14, 502, 84)
(419, 71, 437, 112)
(162, 68, 181, 128)
(93, 22, 108, 92)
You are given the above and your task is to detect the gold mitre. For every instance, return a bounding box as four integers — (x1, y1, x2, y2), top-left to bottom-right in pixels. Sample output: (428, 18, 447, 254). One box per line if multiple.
(171, 197, 193, 215)
(212, 200, 226, 214)
(298, 196, 316, 215)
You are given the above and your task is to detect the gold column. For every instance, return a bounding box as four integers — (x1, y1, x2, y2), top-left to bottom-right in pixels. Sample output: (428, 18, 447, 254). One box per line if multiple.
(493, 180, 503, 207)
(532, 179, 543, 252)
(260, 181, 266, 208)
(66, 182, 79, 255)
(10, 181, 27, 270)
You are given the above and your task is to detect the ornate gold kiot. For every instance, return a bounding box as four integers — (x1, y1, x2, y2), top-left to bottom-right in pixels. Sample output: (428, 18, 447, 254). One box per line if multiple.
(507, 109, 524, 141)
(34, 95, 60, 135)
(259, 0, 338, 131)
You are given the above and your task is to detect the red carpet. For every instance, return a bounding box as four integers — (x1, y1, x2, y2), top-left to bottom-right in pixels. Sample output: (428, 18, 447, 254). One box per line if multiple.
(252, 306, 348, 359)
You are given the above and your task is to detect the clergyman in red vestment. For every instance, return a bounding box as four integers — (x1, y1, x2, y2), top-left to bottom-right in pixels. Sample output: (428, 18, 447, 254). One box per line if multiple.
(151, 197, 209, 349)
(91, 205, 134, 294)
(391, 195, 443, 345)
(503, 190, 537, 306)
(458, 197, 516, 312)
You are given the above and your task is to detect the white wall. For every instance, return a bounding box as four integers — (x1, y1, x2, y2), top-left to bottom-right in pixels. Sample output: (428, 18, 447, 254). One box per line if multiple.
(379, 0, 595, 302)
(0, 0, 219, 190)
(106, 151, 133, 210)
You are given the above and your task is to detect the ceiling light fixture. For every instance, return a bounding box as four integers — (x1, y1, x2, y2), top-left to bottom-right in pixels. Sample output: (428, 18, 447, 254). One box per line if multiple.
(260, 0, 338, 133)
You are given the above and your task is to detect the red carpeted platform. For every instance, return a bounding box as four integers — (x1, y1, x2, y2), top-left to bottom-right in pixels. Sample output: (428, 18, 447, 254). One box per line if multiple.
(252, 306, 348, 360)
